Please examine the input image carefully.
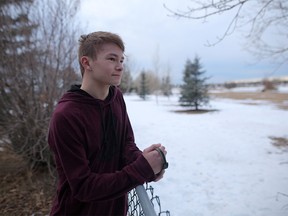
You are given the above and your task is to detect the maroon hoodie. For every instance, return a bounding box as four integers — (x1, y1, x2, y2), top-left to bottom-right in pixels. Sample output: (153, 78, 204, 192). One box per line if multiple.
(48, 85, 155, 216)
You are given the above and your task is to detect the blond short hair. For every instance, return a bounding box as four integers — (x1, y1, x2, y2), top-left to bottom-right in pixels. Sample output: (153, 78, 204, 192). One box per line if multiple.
(78, 31, 125, 76)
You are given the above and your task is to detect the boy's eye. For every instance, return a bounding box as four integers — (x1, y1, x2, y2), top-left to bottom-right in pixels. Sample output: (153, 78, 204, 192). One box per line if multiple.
(108, 57, 116, 61)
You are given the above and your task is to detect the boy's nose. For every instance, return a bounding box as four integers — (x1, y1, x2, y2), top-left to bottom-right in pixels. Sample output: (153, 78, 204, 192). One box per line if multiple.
(116, 63, 123, 71)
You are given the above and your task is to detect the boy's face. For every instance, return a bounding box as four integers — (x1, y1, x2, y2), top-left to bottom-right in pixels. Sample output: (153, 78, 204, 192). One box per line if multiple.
(86, 43, 124, 87)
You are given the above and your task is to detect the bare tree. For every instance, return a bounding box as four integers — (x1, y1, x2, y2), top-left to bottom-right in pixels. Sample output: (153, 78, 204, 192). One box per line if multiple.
(120, 65, 133, 93)
(31, 0, 81, 113)
(120, 56, 136, 93)
(164, 0, 288, 68)
(153, 45, 161, 104)
(0, 0, 81, 172)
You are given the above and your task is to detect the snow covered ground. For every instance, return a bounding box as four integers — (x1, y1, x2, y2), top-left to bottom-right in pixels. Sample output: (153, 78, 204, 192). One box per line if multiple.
(124, 89, 288, 216)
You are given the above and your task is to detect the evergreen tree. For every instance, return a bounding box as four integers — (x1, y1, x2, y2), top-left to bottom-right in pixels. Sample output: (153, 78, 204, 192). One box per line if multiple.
(139, 71, 149, 100)
(0, 0, 37, 85)
(179, 56, 209, 110)
(0, 0, 81, 170)
(0, 0, 38, 138)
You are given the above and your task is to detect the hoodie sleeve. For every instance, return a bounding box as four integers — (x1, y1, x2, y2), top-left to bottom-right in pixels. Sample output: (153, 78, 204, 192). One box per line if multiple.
(48, 109, 155, 203)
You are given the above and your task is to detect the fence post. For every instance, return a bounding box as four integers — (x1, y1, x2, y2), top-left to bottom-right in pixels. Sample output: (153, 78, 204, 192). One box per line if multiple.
(135, 185, 157, 216)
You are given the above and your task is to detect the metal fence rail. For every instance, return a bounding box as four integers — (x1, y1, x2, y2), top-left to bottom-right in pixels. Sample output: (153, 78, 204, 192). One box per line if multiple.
(128, 183, 171, 216)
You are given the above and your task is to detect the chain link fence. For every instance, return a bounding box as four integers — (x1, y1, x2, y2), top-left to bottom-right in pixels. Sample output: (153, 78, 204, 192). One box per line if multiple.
(128, 183, 171, 216)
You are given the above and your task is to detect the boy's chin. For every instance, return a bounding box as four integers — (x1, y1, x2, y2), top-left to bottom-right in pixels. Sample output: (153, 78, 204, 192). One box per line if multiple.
(112, 80, 121, 86)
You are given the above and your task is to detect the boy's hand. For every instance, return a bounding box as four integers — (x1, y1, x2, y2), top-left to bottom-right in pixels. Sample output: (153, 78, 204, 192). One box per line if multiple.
(154, 170, 165, 182)
(142, 143, 167, 175)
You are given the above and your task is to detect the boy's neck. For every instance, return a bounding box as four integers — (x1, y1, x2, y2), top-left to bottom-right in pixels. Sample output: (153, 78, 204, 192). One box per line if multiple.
(80, 82, 110, 100)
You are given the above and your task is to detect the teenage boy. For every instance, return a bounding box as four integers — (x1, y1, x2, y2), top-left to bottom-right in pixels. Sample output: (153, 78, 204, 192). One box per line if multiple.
(48, 31, 167, 215)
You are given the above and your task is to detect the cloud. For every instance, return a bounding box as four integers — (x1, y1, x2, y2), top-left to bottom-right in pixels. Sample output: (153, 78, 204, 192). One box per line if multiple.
(78, 0, 288, 84)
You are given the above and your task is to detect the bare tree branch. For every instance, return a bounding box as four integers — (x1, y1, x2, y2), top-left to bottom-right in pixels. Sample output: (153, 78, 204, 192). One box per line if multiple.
(164, 0, 288, 71)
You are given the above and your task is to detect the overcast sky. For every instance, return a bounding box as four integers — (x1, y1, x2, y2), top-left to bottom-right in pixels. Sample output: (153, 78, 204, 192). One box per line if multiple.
(77, 0, 287, 84)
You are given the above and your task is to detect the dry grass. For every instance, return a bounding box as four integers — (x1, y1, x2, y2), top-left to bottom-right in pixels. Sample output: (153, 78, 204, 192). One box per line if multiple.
(269, 136, 288, 153)
(210, 91, 288, 110)
(0, 147, 54, 216)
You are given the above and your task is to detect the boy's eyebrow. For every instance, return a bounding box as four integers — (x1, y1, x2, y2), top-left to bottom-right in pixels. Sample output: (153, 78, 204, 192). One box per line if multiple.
(107, 53, 125, 60)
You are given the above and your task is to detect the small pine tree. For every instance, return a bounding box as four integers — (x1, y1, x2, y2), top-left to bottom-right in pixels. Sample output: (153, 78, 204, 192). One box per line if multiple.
(179, 56, 209, 110)
(139, 71, 149, 100)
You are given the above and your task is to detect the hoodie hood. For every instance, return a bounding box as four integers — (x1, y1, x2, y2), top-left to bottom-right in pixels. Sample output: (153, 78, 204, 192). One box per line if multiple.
(58, 84, 121, 162)
(58, 84, 118, 106)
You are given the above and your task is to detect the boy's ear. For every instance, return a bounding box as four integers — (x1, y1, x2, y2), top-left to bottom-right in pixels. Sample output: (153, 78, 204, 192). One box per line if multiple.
(80, 56, 91, 71)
